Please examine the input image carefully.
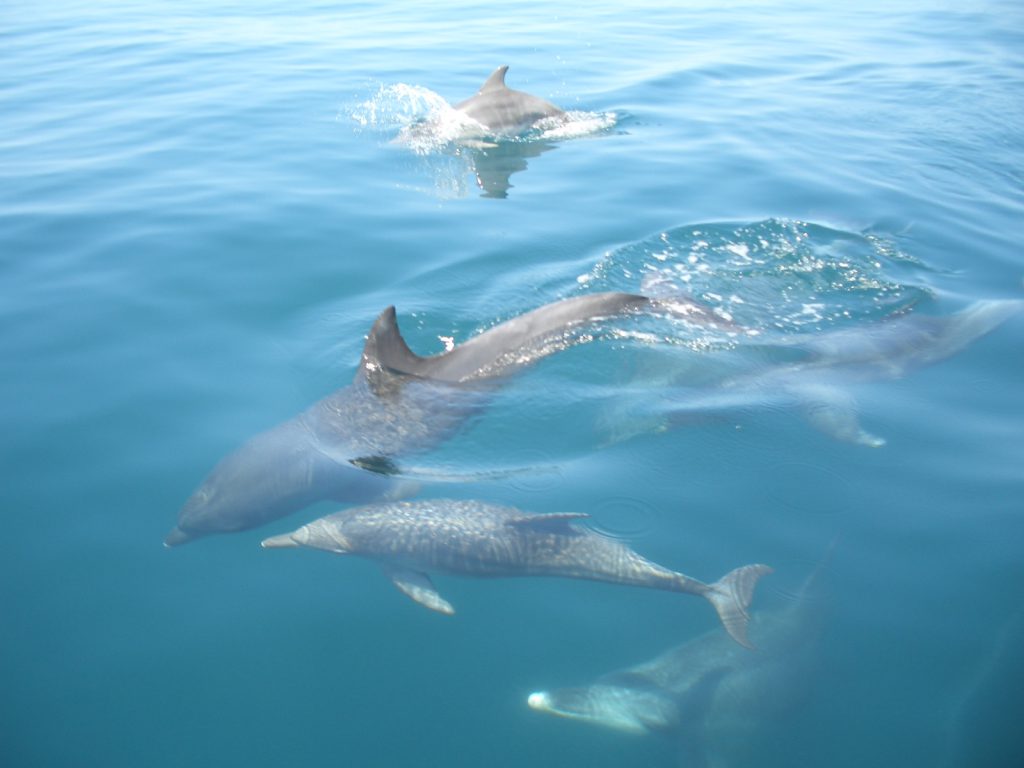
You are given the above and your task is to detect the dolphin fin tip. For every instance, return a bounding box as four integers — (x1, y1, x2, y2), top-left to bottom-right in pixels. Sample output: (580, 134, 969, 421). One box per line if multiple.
(480, 65, 510, 93)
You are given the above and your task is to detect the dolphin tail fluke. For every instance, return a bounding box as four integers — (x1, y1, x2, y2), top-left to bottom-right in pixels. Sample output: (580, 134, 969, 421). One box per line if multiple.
(705, 564, 773, 649)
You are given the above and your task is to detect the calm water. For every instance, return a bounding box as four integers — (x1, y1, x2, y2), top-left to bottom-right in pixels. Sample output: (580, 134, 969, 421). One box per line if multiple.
(3, 1, 1023, 766)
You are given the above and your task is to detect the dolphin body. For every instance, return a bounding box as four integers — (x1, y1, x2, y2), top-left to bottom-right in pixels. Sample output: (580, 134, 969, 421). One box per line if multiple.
(527, 563, 827, 766)
(609, 299, 1024, 447)
(398, 65, 566, 148)
(452, 65, 565, 137)
(261, 499, 771, 648)
(726, 298, 1024, 446)
(167, 292, 722, 547)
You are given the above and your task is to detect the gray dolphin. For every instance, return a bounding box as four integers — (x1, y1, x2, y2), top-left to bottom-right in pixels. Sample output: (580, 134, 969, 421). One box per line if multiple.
(527, 560, 827, 765)
(398, 65, 566, 147)
(261, 499, 772, 648)
(729, 298, 1024, 446)
(607, 298, 1023, 447)
(452, 65, 565, 137)
(167, 292, 723, 547)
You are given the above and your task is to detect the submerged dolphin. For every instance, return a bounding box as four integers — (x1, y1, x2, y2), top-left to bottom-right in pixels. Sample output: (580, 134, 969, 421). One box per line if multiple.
(261, 499, 771, 648)
(528, 560, 827, 765)
(732, 298, 1024, 446)
(608, 299, 1024, 447)
(167, 292, 723, 546)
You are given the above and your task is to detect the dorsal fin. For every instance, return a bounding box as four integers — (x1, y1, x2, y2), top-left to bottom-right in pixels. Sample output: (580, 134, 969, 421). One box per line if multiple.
(506, 512, 589, 534)
(479, 65, 510, 94)
(360, 306, 427, 377)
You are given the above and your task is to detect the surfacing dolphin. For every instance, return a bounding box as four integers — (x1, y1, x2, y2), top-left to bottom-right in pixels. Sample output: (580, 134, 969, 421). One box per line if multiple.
(261, 499, 771, 648)
(527, 559, 828, 766)
(167, 292, 724, 547)
(453, 65, 565, 137)
(398, 65, 566, 147)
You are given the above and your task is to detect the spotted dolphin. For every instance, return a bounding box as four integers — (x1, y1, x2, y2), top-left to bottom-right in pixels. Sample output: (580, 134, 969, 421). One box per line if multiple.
(166, 292, 723, 546)
(527, 559, 828, 764)
(261, 499, 771, 648)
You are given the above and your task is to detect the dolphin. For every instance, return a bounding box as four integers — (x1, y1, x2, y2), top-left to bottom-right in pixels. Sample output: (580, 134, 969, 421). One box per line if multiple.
(452, 65, 565, 137)
(527, 559, 828, 766)
(606, 299, 1024, 447)
(397, 65, 566, 147)
(727, 298, 1024, 446)
(167, 292, 724, 546)
(261, 499, 772, 648)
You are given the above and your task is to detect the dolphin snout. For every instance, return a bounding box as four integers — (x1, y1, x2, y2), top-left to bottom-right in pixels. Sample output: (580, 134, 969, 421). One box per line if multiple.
(163, 526, 194, 548)
(527, 692, 552, 711)
(261, 532, 299, 548)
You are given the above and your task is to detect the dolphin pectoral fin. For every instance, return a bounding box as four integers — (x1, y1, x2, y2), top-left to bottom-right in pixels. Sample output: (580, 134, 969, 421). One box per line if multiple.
(385, 567, 455, 615)
(505, 512, 590, 534)
(796, 384, 886, 447)
(704, 564, 773, 649)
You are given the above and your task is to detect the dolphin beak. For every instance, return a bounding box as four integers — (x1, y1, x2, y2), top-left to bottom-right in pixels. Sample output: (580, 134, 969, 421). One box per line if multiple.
(527, 692, 553, 712)
(261, 533, 299, 548)
(163, 526, 193, 548)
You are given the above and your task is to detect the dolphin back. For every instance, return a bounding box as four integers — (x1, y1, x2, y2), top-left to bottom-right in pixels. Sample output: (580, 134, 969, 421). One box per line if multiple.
(360, 293, 653, 383)
(454, 65, 565, 136)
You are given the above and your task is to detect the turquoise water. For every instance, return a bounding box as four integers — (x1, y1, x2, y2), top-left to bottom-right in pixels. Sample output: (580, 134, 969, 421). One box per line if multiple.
(3, 1, 1023, 766)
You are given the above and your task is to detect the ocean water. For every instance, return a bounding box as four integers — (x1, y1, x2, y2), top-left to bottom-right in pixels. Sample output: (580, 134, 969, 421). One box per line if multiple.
(3, 1, 1023, 766)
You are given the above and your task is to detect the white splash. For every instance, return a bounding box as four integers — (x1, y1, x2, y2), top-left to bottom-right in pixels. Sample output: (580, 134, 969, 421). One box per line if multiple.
(536, 110, 618, 140)
(349, 83, 450, 131)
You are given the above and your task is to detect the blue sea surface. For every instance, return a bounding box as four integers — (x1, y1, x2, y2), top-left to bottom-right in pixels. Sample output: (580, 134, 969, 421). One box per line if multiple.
(2, 1, 1023, 766)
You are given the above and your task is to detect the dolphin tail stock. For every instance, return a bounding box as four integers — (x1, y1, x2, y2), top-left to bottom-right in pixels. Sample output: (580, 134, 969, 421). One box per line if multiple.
(703, 563, 773, 649)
